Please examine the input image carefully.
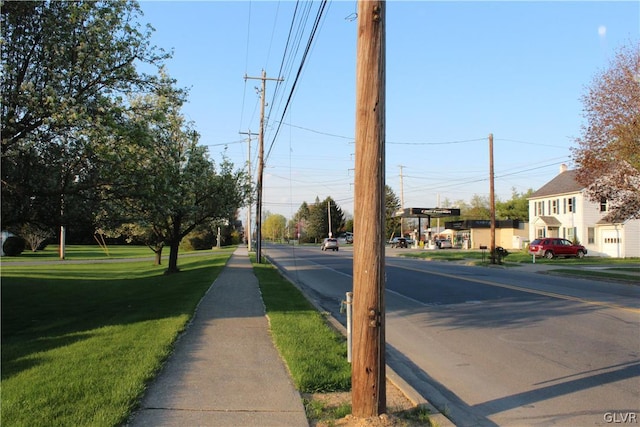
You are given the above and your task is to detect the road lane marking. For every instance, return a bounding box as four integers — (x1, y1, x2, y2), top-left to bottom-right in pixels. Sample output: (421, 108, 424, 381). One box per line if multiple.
(386, 261, 640, 314)
(267, 248, 639, 314)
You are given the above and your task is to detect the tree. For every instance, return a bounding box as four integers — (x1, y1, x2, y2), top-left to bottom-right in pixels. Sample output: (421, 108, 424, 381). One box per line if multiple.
(464, 194, 491, 220)
(292, 201, 311, 242)
(384, 185, 401, 239)
(496, 188, 533, 220)
(97, 78, 250, 273)
(262, 213, 286, 241)
(572, 42, 640, 222)
(294, 197, 345, 242)
(1, 0, 168, 234)
(19, 223, 53, 252)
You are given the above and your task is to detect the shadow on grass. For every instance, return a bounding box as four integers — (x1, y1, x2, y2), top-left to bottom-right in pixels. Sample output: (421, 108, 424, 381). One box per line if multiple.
(0, 255, 228, 381)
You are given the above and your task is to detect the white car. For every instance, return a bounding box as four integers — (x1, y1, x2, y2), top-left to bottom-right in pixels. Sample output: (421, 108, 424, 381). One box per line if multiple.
(321, 238, 339, 251)
(436, 239, 453, 249)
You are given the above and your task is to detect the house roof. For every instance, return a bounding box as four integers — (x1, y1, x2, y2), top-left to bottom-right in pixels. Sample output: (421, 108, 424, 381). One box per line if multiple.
(535, 216, 562, 226)
(530, 169, 583, 198)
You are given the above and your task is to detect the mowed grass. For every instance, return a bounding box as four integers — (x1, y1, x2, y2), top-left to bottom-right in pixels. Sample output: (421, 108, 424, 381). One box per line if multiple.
(402, 248, 640, 265)
(1, 247, 234, 427)
(1, 244, 156, 261)
(251, 258, 351, 393)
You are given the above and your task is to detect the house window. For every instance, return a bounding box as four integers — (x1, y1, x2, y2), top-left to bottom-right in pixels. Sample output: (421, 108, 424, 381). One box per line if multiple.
(552, 199, 558, 214)
(567, 197, 575, 213)
(600, 199, 608, 212)
(588, 227, 595, 244)
(536, 201, 544, 216)
(537, 228, 545, 238)
(567, 227, 575, 242)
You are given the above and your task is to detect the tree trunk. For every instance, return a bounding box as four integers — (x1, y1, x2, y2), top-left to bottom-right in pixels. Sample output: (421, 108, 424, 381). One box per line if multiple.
(154, 246, 163, 266)
(165, 217, 181, 274)
(165, 240, 180, 274)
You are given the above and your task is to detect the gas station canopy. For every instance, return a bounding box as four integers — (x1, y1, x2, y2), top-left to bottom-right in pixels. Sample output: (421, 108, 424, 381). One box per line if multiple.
(393, 207, 461, 218)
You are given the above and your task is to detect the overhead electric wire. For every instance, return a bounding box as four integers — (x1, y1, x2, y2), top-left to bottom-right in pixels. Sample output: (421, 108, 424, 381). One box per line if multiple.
(239, 0, 252, 135)
(265, 0, 330, 162)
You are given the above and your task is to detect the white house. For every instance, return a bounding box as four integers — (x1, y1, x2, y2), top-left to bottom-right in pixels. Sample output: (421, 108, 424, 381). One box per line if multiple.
(528, 165, 640, 258)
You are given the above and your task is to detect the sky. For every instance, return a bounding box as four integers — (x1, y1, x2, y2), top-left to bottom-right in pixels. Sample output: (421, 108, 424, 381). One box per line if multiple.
(137, 0, 639, 221)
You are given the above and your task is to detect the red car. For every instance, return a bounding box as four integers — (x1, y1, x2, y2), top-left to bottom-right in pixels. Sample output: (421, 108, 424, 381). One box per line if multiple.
(528, 238, 587, 259)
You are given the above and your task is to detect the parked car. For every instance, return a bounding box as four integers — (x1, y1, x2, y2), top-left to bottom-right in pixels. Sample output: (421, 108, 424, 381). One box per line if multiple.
(389, 237, 408, 248)
(435, 239, 453, 249)
(321, 238, 339, 251)
(528, 238, 587, 259)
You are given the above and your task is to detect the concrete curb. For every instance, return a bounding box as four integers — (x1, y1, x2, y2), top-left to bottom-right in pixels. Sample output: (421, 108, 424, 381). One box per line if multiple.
(264, 252, 456, 427)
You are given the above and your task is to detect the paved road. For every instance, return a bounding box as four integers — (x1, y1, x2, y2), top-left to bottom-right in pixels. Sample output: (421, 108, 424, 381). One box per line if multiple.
(264, 243, 640, 427)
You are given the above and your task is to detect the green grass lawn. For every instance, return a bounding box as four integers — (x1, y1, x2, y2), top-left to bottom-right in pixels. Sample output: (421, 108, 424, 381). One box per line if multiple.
(251, 257, 351, 393)
(1, 244, 162, 262)
(399, 249, 639, 282)
(401, 248, 640, 265)
(1, 247, 234, 427)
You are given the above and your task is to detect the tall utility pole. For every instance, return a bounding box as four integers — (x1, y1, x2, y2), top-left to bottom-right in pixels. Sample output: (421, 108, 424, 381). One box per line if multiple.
(244, 71, 283, 263)
(398, 165, 405, 237)
(489, 133, 496, 264)
(239, 130, 256, 252)
(327, 200, 333, 237)
(353, 0, 386, 418)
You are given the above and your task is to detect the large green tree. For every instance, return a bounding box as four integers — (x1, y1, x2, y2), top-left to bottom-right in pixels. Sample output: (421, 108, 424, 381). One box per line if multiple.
(1, 0, 168, 234)
(572, 42, 640, 222)
(385, 185, 401, 239)
(294, 197, 345, 242)
(262, 213, 287, 241)
(97, 78, 250, 273)
(496, 188, 533, 221)
(464, 195, 491, 220)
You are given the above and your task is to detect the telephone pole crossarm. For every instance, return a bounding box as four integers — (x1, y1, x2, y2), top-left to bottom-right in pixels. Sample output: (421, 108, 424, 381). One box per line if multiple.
(243, 71, 283, 263)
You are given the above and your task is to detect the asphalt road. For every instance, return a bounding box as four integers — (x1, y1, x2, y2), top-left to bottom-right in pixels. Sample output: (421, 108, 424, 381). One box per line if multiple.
(263, 243, 640, 427)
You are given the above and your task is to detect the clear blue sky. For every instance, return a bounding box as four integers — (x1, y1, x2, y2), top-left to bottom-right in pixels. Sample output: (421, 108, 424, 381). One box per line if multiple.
(138, 1, 639, 220)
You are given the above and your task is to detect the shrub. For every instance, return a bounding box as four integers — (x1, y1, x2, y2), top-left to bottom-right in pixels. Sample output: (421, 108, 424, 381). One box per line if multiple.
(3, 236, 26, 256)
(181, 229, 216, 251)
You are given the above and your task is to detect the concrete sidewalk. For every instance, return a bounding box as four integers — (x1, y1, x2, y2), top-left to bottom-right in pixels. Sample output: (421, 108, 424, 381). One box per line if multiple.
(127, 247, 308, 427)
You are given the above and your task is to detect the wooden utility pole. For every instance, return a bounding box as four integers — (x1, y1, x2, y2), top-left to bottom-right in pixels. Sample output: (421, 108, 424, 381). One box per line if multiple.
(489, 133, 496, 264)
(239, 130, 256, 252)
(244, 71, 282, 263)
(399, 165, 405, 237)
(353, 0, 386, 417)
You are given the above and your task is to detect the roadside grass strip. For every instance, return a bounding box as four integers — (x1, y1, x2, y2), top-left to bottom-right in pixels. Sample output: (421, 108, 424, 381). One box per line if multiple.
(401, 249, 640, 267)
(1, 249, 234, 427)
(550, 268, 639, 283)
(251, 258, 351, 393)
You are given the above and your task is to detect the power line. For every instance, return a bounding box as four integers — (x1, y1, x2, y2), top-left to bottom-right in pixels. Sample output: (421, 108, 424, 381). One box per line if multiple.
(265, 0, 330, 162)
(387, 137, 486, 145)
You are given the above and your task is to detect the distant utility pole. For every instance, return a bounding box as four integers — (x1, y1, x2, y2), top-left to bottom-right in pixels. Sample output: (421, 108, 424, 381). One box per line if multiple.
(353, 0, 386, 418)
(398, 165, 405, 237)
(244, 70, 283, 263)
(239, 129, 256, 252)
(489, 133, 496, 264)
(328, 200, 333, 237)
